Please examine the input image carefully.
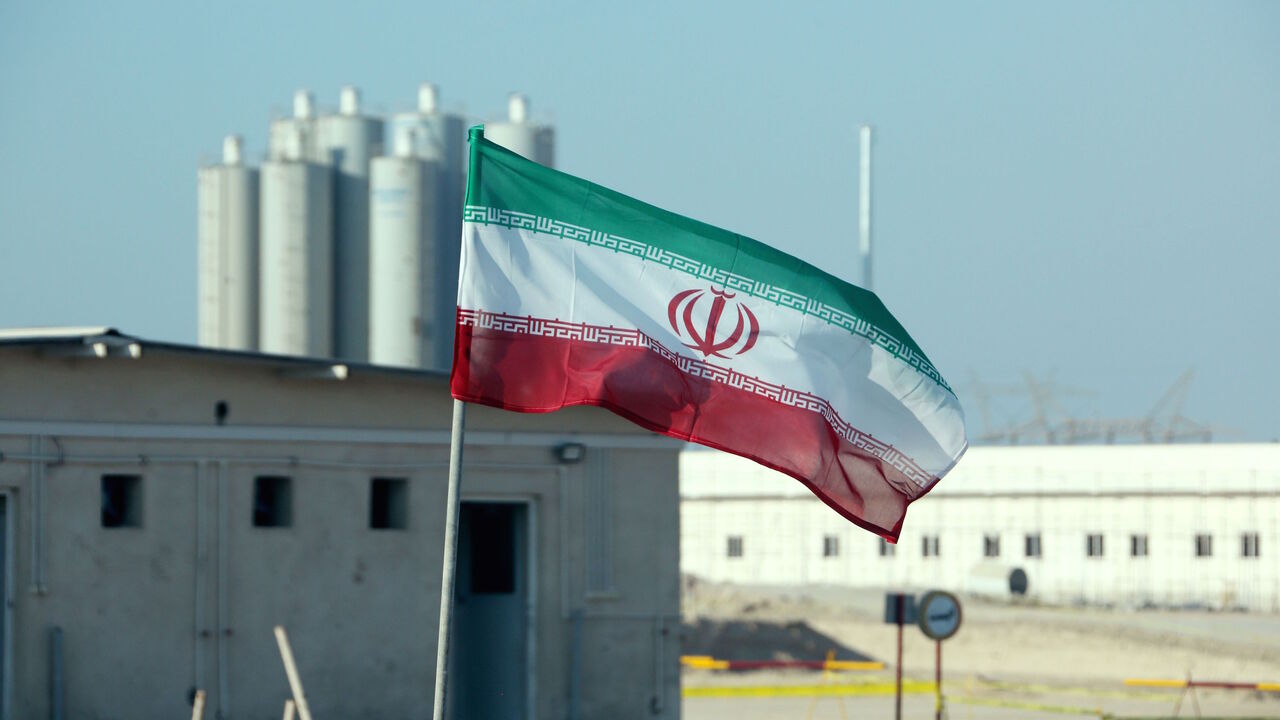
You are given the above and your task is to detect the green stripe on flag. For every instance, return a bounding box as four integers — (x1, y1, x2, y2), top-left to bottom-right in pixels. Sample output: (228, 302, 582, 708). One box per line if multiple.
(466, 137, 953, 394)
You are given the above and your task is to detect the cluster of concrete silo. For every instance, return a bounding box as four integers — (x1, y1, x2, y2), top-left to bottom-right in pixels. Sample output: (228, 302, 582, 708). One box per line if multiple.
(197, 85, 555, 370)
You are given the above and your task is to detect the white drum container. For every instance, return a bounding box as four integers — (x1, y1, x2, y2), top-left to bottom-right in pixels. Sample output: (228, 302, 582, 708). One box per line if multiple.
(963, 562, 1031, 599)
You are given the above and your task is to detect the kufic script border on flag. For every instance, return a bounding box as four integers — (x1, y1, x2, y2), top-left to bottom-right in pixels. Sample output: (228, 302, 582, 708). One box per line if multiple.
(458, 307, 937, 489)
(463, 204, 953, 395)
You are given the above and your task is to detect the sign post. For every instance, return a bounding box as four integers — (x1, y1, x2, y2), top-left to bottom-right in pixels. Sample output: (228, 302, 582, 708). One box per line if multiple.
(917, 590, 962, 720)
(884, 592, 917, 720)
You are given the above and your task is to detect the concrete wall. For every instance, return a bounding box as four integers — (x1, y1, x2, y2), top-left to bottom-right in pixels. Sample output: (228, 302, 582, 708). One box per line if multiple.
(0, 343, 681, 719)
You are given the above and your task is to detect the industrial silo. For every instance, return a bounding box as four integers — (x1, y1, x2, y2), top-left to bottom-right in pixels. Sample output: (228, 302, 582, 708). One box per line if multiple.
(368, 126, 445, 369)
(259, 125, 334, 358)
(485, 93, 555, 167)
(268, 90, 319, 162)
(197, 135, 259, 351)
(316, 85, 384, 362)
(376, 83, 468, 369)
(387, 84, 467, 173)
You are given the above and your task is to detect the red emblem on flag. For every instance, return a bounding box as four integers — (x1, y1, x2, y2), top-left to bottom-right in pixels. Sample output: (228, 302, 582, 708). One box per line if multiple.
(667, 286, 760, 359)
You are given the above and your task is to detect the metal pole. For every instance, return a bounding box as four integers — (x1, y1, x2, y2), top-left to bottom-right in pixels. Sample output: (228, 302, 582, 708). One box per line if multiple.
(894, 595, 903, 720)
(432, 399, 467, 720)
(858, 124, 873, 292)
(935, 639, 942, 720)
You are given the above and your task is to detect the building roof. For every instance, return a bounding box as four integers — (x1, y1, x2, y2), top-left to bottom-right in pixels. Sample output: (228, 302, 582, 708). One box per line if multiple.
(0, 326, 682, 447)
(0, 326, 449, 381)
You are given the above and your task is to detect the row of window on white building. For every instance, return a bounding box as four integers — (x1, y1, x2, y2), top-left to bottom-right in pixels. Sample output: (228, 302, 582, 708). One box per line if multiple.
(725, 532, 1263, 559)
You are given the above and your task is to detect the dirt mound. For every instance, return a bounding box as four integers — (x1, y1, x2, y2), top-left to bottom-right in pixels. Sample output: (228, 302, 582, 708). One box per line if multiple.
(682, 617, 877, 664)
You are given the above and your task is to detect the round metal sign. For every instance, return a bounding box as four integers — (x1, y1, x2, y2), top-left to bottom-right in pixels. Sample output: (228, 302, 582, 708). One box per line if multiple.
(917, 590, 962, 641)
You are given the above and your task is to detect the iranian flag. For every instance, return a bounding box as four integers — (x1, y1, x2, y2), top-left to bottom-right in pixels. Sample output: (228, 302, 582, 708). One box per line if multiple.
(451, 128, 967, 540)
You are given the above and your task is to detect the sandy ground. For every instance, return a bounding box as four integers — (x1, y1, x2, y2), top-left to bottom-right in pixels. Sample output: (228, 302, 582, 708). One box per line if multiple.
(681, 578, 1280, 719)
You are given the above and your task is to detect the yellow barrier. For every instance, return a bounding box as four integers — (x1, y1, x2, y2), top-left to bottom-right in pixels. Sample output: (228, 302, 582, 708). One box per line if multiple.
(679, 654, 883, 672)
(680, 656, 730, 670)
(824, 660, 884, 671)
(1123, 678, 1188, 688)
(1124, 677, 1280, 692)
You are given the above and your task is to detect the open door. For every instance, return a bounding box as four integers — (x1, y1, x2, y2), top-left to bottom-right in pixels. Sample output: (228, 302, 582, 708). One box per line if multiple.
(449, 502, 529, 720)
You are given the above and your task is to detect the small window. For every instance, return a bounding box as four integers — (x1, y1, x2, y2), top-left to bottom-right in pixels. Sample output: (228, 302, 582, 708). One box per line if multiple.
(1024, 533, 1042, 558)
(369, 478, 408, 530)
(727, 536, 743, 558)
(878, 538, 896, 557)
(1086, 533, 1104, 558)
(1195, 534, 1213, 558)
(1130, 534, 1149, 557)
(822, 535, 839, 558)
(983, 534, 1000, 558)
(101, 475, 143, 528)
(922, 535, 940, 558)
(1242, 532, 1260, 558)
(253, 476, 293, 528)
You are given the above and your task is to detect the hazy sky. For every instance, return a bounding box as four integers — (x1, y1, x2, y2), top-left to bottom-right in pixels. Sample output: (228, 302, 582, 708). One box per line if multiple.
(1, 2, 1277, 440)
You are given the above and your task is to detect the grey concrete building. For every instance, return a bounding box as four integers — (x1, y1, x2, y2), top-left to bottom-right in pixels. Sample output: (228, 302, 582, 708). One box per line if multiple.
(0, 328, 681, 719)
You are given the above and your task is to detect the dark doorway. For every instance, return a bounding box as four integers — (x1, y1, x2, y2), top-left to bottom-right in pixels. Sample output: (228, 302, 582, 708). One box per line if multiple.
(449, 502, 528, 720)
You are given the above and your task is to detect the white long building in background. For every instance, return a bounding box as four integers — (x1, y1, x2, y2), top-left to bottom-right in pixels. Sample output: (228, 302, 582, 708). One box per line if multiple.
(681, 444, 1280, 611)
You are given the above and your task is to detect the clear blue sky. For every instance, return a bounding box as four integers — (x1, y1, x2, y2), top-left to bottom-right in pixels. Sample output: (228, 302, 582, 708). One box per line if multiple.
(1, 2, 1277, 440)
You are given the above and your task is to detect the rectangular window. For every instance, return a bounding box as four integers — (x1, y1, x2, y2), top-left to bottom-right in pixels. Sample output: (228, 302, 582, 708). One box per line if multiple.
(252, 476, 293, 528)
(983, 534, 1000, 558)
(1242, 532, 1261, 558)
(922, 535, 940, 558)
(369, 477, 408, 530)
(1086, 533, 1104, 558)
(1195, 534, 1213, 558)
(101, 474, 143, 528)
(822, 535, 839, 558)
(1130, 534, 1149, 557)
(727, 536, 743, 558)
(1024, 533, 1042, 558)
(879, 538, 896, 557)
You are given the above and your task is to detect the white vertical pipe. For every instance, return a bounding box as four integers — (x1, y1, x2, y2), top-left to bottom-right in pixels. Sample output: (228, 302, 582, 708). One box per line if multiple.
(859, 125, 873, 292)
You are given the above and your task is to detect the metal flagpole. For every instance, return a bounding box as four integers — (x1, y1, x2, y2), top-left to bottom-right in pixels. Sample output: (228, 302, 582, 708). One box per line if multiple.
(431, 399, 467, 720)
(433, 125, 485, 720)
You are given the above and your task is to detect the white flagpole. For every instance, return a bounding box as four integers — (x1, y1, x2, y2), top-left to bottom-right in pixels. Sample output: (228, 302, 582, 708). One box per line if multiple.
(433, 126, 484, 720)
(431, 398, 467, 720)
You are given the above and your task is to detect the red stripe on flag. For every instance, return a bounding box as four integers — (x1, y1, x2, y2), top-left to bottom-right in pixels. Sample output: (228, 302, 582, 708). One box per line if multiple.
(451, 323, 926, 541)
